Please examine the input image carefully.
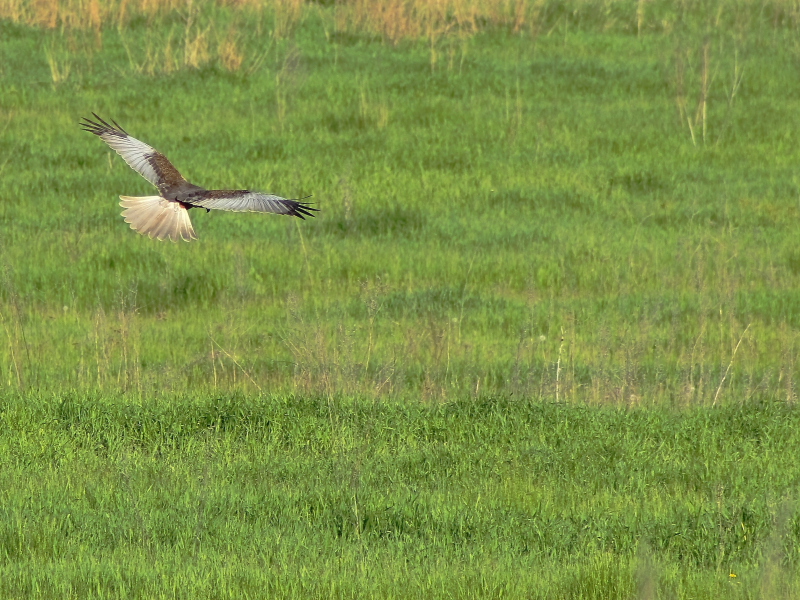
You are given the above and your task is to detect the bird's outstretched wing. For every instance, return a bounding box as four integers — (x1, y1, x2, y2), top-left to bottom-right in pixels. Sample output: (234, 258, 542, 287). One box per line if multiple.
(81, 113, 187, 195)
(187, 190, 318, 220)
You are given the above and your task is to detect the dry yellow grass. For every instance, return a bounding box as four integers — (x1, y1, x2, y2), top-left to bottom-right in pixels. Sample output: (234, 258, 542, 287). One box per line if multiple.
(0, 0, 573, 39)
(4, 0, 800, 44)
(218, 28, 243, 71)
(332, 0, 534, 43)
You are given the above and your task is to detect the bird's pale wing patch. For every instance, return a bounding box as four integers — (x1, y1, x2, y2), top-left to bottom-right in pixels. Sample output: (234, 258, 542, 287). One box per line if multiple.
(82, 114, 186, 193)
(188, 190, 318, 219)
(119, 196, 197, 242)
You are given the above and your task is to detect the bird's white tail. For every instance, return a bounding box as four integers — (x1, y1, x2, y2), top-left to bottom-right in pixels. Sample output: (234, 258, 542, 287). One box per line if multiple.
(119, 196, 197, 242)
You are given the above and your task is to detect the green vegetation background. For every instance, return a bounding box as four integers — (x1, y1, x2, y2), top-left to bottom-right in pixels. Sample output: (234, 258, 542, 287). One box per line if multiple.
(2, 1, 800, 596)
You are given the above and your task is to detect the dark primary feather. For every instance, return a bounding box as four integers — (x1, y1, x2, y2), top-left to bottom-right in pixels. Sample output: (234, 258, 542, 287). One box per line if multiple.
(80, 113, 129, 136)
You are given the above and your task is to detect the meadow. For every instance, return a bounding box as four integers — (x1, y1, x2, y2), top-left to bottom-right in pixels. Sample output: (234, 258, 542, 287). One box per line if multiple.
(2, 0, 800, 596)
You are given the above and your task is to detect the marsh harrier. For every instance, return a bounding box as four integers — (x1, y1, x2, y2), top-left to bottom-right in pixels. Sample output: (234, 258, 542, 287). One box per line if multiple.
(81, 113, 316, 242)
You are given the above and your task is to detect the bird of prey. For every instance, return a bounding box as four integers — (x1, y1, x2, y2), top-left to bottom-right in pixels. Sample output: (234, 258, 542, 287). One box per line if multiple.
(81, 113, 317, 242)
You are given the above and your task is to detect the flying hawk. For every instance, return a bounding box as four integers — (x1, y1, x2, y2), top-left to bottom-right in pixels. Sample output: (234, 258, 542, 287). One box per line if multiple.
(81, 113, 317, 242)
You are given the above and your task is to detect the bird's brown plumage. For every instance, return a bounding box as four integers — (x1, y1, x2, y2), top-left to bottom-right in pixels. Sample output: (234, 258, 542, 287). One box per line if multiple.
(81, 113, 317, 241)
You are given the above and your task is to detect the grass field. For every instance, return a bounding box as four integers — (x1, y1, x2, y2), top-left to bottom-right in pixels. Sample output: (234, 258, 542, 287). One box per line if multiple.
(2, 0, 800, 596)
(2, 393, 800, 598)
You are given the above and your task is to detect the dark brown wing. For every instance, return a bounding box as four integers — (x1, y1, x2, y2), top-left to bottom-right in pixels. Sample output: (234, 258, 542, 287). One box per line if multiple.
(187, 190, 318, 219)
(81, 113, 187, 196)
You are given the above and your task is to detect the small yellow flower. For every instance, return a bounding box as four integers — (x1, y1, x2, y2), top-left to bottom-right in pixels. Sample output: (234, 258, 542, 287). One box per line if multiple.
(729, 572, 737, 578)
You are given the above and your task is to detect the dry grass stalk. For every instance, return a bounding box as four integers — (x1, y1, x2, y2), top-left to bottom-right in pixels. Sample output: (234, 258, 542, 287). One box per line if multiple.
(712, 322, 750, 406)
(0, 309, 22, 389)
(700, 38, 708, 144)
(208, 334, 262, 392)
(512, 0, 525, 32)
(218, 28, 243, 71)
(0, 266, 31, 390)
(675, 35, 719, 147)
(44, 42, 71, 86)
(273, 0, 303, 40)
(121, 28, 177, 75)
(636, 0, 646, 37)
(555, 326, 564, 401)
(183, 2, 210, 68)
(116, 0, 128, 30)
(358, 81, 391, 129)
(89, 0, 102, 39)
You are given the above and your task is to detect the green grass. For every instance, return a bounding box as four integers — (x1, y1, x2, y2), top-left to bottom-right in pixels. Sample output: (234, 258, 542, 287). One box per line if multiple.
(3, 12, 800, 402)
(1, 392, 800, 598)
(3, 2, 800, 596)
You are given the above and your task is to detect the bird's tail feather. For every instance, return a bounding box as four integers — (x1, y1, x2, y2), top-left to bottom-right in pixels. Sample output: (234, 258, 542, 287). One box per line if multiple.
(119, 196, 197, 242)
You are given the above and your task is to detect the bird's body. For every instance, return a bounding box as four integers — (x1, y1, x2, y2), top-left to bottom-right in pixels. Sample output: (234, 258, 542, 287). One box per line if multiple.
(81, 114, 316, 241)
